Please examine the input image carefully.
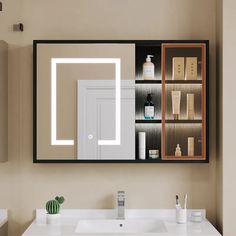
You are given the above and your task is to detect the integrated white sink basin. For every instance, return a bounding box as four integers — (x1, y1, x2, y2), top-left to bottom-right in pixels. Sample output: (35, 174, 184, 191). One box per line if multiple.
(75, 219, 167, 234)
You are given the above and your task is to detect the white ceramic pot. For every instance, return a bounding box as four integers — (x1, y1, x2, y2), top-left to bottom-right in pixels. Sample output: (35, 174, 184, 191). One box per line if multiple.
(46, 213, 61, 225)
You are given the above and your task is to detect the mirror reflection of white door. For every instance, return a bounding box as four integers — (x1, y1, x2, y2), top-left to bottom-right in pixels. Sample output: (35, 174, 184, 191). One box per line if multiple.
(78, 80, 135, 160)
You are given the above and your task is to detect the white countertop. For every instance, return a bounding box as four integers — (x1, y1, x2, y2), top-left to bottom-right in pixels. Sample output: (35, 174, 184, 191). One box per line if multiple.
(22, 209, 221, 236)
(0, 209, 8, 228)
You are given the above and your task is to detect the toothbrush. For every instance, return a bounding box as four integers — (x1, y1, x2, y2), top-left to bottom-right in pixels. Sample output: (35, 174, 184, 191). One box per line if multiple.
(176, 195, 181, 208)
(184, 194, 188, 209)
(176, 195, 179, 205)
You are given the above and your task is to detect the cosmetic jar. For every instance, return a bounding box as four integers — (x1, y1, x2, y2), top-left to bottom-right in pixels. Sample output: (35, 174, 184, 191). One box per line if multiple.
(149, 149, 159, 159)
(191, 211, 202, 223)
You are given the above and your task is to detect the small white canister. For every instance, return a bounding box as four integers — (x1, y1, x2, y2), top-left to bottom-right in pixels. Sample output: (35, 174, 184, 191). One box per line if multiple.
(191, 211, 203, 223)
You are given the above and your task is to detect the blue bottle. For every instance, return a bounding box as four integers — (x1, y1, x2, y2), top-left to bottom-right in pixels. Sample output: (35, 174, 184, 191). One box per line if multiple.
(144, 94, 155, 119)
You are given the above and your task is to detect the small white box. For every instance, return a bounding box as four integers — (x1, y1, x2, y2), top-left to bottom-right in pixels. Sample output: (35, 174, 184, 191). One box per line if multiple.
(185, 57, 198, 80)
(187, 94, 195, 120)
(188, 137, 195, 156)
(172, 57, 185, 80)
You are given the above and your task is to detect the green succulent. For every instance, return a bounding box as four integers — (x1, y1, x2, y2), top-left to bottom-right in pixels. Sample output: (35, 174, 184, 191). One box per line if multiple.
(46, 196, 65, 214)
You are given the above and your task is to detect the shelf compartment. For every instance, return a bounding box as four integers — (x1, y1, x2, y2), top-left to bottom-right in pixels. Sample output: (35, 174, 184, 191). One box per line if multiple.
(163, 123, 202, 158)
(135, 84, 162, 120)
(135, 45, 161, 81)
(162, 45, 204, 81)
(135, 123, 161, 160)
(164, 84, 202, 120)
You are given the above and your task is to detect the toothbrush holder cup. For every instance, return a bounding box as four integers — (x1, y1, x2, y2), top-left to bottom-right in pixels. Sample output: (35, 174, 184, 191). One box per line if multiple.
(176, 208, 187, 224)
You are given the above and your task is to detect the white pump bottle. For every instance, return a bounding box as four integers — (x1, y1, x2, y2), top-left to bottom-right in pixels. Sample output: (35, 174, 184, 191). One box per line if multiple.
(143, 55, 154, 80)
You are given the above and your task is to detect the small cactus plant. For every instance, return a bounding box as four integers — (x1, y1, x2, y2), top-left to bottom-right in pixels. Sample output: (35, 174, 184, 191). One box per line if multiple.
(46, 196, 65, 215)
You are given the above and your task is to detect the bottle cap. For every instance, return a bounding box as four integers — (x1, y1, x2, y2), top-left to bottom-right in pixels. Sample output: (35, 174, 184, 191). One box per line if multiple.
(147, 93, 152, 101)
(176, 144, 181, 152)
(146, 55, 154, 62)
(175, 144, 182, 156)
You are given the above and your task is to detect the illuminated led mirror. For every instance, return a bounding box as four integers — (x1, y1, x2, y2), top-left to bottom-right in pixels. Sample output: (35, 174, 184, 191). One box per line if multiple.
(34, 41, 135, 162)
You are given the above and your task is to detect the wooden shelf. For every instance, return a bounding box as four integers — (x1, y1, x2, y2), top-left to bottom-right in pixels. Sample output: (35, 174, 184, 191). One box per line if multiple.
(135, 119, 162, 124)
(135, 120, 202, 124)
(135, 80, 162, 84)
(165, 80, 202, 84)
(165, 120, 202, 124)
(162, 155, 204, 161)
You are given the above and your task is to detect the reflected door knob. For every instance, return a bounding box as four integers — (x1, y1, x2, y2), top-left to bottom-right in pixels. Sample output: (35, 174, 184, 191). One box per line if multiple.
(88, 134, 93, 140)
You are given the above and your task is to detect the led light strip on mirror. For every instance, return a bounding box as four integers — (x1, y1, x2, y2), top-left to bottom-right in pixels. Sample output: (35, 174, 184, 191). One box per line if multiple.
(51, 58, 121, 146)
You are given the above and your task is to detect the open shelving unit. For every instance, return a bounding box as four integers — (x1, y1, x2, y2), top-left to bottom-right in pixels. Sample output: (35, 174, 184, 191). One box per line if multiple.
(135, 41, 208, 163)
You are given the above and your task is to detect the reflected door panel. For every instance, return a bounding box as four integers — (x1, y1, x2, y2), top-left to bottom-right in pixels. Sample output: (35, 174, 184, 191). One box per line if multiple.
(78, 80, 135, 160)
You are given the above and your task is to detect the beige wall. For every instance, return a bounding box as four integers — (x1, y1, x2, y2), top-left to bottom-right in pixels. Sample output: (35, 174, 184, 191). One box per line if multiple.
(0, 0, 219, 235)
(216, 0, 223, 233)
(223, 0, 236, 235)
(0, 223, 8, 236)
(0, 41, 8, 162)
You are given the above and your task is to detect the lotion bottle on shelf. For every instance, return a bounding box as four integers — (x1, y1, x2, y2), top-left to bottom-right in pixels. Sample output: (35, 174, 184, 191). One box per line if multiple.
(144, 94, 155, 120)
(175, 144, 182, 157)
(143, 55, 154, 80)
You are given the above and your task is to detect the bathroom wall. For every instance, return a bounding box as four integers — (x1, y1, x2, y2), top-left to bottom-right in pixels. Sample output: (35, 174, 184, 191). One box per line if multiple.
(216, 0, 223, 233)
(216, 0, 223, 232)
(0, 223, 8, 236)
(222, 0, 236, 235)
(0, 0, 218, 235)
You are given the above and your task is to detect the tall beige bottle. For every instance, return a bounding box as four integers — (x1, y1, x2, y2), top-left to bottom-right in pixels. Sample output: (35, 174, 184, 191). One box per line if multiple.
(143, 55, 154, 80)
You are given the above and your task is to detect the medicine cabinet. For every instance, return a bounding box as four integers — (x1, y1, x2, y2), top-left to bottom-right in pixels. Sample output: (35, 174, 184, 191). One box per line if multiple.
(33, 40, 208, 163)
(161, 44, 207, 161)
(0, 41, 8, 163)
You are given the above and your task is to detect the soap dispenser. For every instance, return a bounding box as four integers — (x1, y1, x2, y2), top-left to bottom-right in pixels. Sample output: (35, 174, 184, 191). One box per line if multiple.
(143, 55, 154, 80)
(144, 93, 155, 120)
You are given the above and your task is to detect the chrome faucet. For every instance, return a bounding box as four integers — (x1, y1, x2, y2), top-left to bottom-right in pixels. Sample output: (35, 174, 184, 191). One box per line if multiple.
(117, 191, 125, 219)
